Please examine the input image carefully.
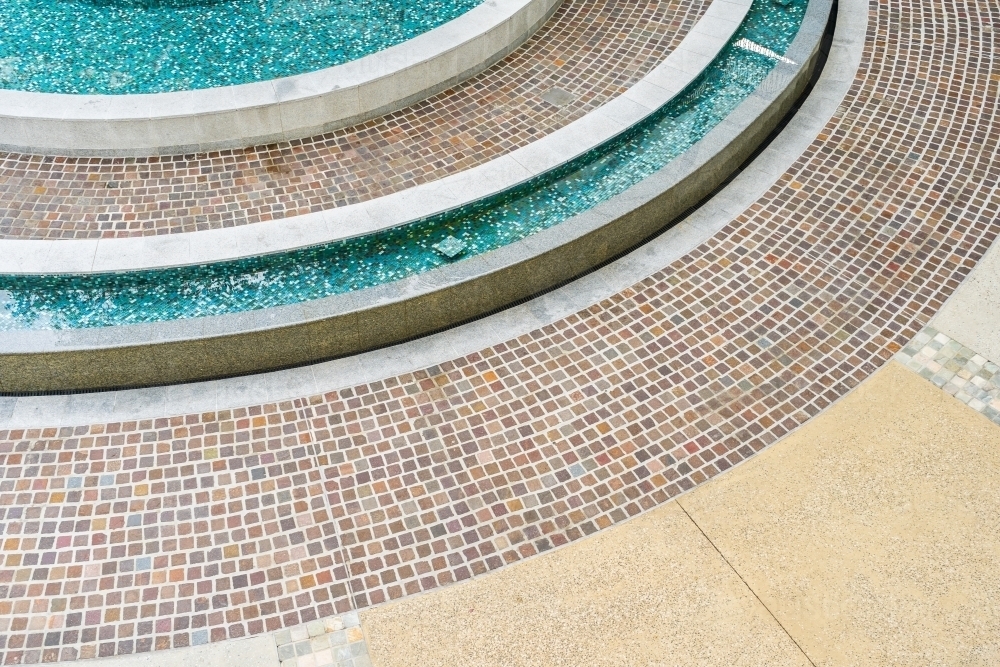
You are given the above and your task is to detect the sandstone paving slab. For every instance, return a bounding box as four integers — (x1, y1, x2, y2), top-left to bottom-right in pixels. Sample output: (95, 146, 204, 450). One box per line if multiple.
(680, 361, 1000, 666)
(360, 502, 810, 667)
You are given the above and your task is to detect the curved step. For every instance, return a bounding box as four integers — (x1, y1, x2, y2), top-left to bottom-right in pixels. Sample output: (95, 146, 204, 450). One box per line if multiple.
(0, 0, 561, 156)
(0, 0, 832, 392)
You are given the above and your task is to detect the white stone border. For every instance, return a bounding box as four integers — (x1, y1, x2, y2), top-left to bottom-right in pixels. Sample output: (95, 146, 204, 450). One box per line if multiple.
(47, 633, 280, 667)
(0, 0, 750, 275)
(0, 0, 560, 156)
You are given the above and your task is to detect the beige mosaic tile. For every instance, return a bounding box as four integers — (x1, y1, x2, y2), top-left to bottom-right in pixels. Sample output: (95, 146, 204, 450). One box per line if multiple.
(274, 613, 371, 667)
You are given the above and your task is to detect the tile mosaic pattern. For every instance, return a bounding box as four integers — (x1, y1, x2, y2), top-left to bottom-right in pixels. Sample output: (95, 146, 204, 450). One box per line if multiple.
(274, 613, 371, 667)
(0, 0, 709, 240)
(0, 0, 998, 664)
(897, 326, 1000, 425)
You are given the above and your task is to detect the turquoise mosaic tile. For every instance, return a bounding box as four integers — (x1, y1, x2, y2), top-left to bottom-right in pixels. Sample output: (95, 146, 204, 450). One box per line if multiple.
(0, 0, 482, 94)
(0, 0, 808, 331)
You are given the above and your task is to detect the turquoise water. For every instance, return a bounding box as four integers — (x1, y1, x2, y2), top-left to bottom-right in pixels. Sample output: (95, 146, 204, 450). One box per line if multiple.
(0, 0, 807, 331)
(0, 0, 481, 94)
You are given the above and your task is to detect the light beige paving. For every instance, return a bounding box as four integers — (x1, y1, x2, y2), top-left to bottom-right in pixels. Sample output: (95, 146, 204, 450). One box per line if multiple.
(360, 501, 809, 667)
(933, 232, 1000, 363)
(680, 361, 1000, 666)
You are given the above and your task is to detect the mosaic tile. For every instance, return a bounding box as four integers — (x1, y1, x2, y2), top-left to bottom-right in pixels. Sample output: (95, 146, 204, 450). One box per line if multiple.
(897, 327, 1000, 424)
(274, 612, 371, 667)
(0, 0, 710, 240)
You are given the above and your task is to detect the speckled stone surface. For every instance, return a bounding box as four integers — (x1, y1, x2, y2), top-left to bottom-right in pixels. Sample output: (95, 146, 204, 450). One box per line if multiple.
(679, 361, 1000, 665)
(361, 501, 809, 666)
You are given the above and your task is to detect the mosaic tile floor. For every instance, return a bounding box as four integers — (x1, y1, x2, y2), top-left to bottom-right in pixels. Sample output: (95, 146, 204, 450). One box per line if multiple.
(0, 0, 708, 240)
(0, 0, 999, 662)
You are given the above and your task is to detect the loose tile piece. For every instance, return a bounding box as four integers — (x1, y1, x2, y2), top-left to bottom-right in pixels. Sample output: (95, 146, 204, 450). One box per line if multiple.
(431, 236, 468, 259)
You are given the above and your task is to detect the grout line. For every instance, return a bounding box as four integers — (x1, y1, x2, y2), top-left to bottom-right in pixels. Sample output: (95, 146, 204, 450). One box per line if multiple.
(305, 426, 359, 617)
(267, 406, 374, 667)
(676, 501, 819, 667)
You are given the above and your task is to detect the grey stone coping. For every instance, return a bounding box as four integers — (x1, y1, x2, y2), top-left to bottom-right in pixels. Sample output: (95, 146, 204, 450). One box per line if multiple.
(0, 0, 751, 275)
(0, 0, 836, 395)
(929, 202, 1000, 364)
(0, 0, 560, 157)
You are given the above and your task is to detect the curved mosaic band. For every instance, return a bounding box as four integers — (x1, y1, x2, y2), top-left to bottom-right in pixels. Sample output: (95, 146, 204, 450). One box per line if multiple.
(0, 0, 831, 393)
(0, 0, 748, 275)
(0, 0, 560, 157)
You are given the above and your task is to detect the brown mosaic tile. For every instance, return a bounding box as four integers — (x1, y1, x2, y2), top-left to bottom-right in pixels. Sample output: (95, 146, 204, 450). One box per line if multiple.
(0, 0, 998, 661)
(0, 0, 708, 240)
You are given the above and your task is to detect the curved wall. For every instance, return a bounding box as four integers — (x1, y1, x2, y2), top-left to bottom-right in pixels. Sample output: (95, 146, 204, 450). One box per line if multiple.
(0, 0, 745, 276)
